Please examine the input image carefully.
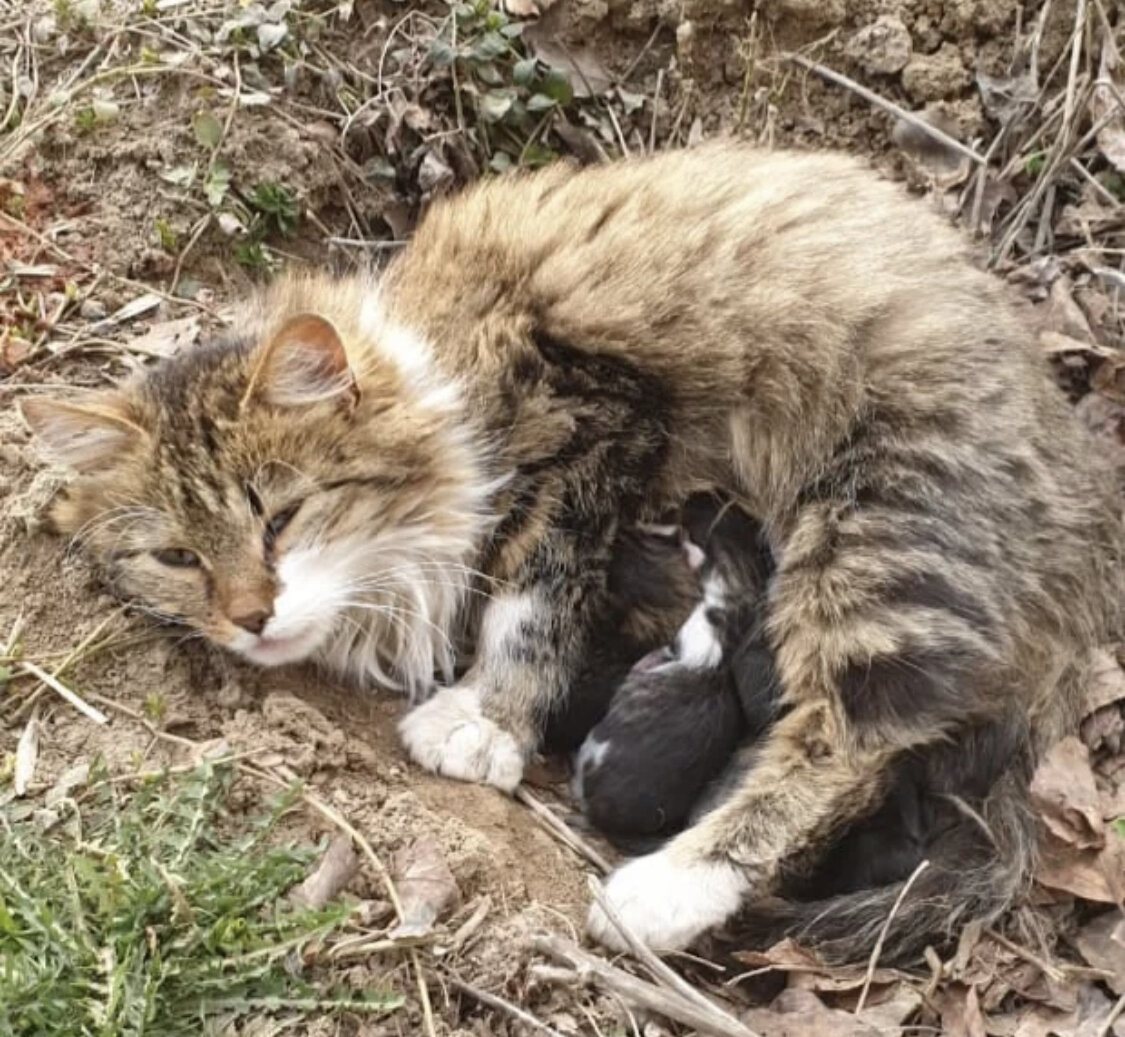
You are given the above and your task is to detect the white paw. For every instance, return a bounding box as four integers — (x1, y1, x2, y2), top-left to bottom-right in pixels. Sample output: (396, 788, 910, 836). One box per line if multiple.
(587, 850, 748, 953)
(398, 685, 526, 792)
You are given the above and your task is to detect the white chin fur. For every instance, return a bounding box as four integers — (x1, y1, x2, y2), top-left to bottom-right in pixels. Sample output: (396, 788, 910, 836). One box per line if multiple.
(398, 685, 525, 792)
(587, 851, 748, 953)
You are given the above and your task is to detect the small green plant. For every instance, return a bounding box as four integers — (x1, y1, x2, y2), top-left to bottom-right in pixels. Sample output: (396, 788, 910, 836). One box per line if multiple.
(142, 689, 168, 721)
(428, 0, 577, 170)
(1023, 152, 1045, 177)
(235, 239, 279, 273)
(73, 106, 97, 133)
(204, 163, 231, 208)
(249, 181, 299, 237)
(1102, 170, 1125, 202)
(153, 218, 178, 253)
(0, 761, 403, 1035)
(53, 0, 76, 30)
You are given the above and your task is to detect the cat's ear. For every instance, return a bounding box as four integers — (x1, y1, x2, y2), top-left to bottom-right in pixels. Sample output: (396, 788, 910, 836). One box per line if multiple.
(20, 395, 146, 473)
(246, 313, 359, 410)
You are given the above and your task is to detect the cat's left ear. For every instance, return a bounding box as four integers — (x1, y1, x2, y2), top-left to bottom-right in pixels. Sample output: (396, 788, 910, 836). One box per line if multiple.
(245, 313, 360, 411)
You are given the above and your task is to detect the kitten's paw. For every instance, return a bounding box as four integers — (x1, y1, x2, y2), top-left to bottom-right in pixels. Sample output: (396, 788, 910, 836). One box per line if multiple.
(398, 686, 525, 792)
(587, 850, 748, 953)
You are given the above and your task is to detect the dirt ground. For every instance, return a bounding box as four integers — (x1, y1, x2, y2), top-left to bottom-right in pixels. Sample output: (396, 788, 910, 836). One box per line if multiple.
(2, 0, 1125, 1033)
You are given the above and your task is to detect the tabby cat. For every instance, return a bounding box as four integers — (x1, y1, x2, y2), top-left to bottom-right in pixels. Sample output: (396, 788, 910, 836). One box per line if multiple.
(22, 144, 1122, 963)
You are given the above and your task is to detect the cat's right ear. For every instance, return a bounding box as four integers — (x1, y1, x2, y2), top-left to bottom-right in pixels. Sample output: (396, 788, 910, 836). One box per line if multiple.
(244, 313, 359, 411)
(19, 395, 146, 473)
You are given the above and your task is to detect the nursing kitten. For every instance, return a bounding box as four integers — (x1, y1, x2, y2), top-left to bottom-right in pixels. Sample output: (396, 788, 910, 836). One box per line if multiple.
(543, 519, 698, 752)
(574, 496, 777, 847)
(577, 496, 931, 906)
(23, 144, 1123, 964)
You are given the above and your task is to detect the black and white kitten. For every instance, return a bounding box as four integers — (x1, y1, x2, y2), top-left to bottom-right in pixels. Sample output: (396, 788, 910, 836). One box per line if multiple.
(572, 496, 777, 848)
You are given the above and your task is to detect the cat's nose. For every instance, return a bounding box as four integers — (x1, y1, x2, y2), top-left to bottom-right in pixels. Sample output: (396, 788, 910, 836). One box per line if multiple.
(231, 607, 272, 635)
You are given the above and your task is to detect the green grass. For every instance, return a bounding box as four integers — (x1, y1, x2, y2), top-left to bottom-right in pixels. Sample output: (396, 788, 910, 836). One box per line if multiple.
(0, 761, 403, 1036)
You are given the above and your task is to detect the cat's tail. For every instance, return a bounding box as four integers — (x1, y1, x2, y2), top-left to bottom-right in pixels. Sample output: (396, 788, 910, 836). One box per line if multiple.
(726, 770, 1035, 966)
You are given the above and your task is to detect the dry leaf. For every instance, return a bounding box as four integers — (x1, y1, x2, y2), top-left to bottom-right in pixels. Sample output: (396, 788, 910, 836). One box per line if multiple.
(1074, 911, 1125, 995)
(743, 988, 882, 1037)
(732, 936, 823, 972)
(1092, 352, 1125, 404)
(892, 107, 971, 187)
(14, 716, 39, 797)
(502, 0, 557, 15)
(1040, 278, 1095, 342)
(942, 984, 988, 1037)
(976, 71, 1037, 128)
(1091, 35, 1125, 176)
(1013, 984, 1125, 1037)
(389, 835, 459, 938)
(290, 835, 359, 910)
(1035, 829, 1125, 903)
(1030, 737, 1104, 850)
(857, 985, 923, 1032)
(95, 293, 162, 329)
(524, 21, 611, 98)
(0, 333, 34, 374)
(125, 316, 200, 359)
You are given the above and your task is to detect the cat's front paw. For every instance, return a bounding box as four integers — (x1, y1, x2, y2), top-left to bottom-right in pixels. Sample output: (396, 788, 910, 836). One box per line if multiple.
(398, 686, 525, 792)
(587, 850, 748, 953)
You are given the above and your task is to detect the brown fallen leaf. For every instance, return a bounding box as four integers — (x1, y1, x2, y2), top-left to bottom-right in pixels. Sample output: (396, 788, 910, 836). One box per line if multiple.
(857, 984, 923, 1033)
(1093, 352, 1125, 404)
(1013, 983, 1125, 1037)
(1031, 737, 1105, 850)
(1091, 33, 1125, 176)
(290, 834, 359, 910)
(1040, 277, 1096, 342)
(1036, 829, 1125, 904)
(0, 331, 34, 374)
(742, 988, 882, 1037)
(976, 70, 1037, 128)
(1074, 911, 1125, 995)
(125, 315, 200, 359)
(389, 834, 460, 938)
(891, 107, 971, 187)
(942, 984, 988, 1037)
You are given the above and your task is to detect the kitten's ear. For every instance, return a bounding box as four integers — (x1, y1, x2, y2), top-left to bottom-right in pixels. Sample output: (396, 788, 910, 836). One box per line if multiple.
(20, 395, 146, 473)
(246, 313, 359, 410)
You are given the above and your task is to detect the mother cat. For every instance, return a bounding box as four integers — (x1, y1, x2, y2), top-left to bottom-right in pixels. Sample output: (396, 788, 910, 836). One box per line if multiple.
(22, 144, 1122, 963)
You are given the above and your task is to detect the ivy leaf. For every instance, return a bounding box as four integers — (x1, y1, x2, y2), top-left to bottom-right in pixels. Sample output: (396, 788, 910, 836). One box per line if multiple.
(193, 110, 222, 149)
(479, 90, 515, 123)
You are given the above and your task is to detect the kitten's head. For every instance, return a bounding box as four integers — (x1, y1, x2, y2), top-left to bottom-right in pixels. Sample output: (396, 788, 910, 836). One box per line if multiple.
(631, 494, 773, 674)
(21, 275, 493, 695)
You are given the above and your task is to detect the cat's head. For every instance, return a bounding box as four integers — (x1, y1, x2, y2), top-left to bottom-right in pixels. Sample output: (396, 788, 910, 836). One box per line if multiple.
(21, 275, 493, 695)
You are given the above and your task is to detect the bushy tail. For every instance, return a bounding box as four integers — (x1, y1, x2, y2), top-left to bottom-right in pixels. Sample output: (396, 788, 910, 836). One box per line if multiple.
(729, 771, 1035, 966)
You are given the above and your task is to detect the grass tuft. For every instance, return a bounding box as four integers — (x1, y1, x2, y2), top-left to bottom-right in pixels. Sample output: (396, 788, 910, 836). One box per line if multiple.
(0, 760, 403, 1036)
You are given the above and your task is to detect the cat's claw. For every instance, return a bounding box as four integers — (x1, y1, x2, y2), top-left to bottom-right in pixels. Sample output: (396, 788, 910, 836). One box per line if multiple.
(587, 850, 748, 953)
(398, 685, 525, 792)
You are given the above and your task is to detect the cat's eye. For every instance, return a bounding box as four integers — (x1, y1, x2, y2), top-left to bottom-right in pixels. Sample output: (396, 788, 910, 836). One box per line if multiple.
(152, 548, 202, 568)
(264, 502, 301, 548)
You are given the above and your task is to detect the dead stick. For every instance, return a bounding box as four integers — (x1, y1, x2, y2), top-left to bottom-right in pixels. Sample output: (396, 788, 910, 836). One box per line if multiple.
(855, 858, 929, 1014)
(446, 975, 568, 1037)
(516, 787, 611, 874)
(533, 935, 760, 1037)
(782, 52, 985, 166)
